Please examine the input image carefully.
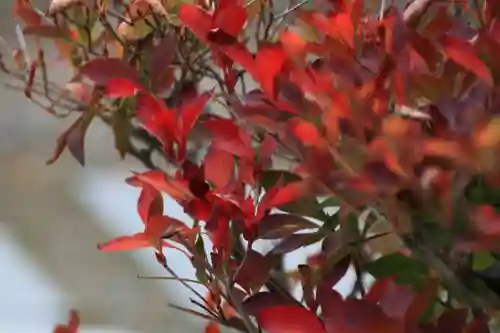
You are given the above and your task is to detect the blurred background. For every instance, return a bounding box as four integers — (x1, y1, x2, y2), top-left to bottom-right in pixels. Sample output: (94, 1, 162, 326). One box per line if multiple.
(0, 0, 384, 332)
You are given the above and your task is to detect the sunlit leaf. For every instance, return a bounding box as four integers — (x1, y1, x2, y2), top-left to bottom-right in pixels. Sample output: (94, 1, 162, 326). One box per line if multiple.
(439, 35, 493, 84)
(254, 45, 286, 99)
(137, 185, 164, 225)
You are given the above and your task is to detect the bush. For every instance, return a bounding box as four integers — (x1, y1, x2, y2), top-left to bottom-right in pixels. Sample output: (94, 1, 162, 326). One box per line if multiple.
(8, 0, 500, 332)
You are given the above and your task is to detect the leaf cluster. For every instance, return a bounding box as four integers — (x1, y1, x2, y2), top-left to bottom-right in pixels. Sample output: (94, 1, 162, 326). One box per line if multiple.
(8, 0, 500, 332)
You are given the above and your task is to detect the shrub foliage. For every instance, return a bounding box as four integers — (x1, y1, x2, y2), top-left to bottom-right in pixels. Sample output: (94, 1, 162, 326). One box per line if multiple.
(8, 0, 500, 332)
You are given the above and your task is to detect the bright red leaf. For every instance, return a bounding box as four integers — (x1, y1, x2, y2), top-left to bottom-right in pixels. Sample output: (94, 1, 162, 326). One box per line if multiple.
(137, 185, 164, 225)
(135, 92, 178, 153)
(213, 4, 247, 37)
(439, 35, 493, 84)
(104, 78, 141, 98)
(287, 118, 320, 145)
(254, 45, 287, 99)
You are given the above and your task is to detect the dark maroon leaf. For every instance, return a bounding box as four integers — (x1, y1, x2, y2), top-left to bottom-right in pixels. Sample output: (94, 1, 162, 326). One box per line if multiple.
(437, 309, 469, 333)
(317, 288, 343, 324)
(233, 249, 281, 292)
(270, 232, 324, 255)
(298, 265, 318, 312)
(78, 58, 141, 86)
(149, 33, 176, 94)
(257, 214, 319, 239)
(323, 298, 402, 333)
(242, 292, 296, 316)
(318, 255, 351, 292)
(46, 112, 94, 166)
(256, 305, 326, 333)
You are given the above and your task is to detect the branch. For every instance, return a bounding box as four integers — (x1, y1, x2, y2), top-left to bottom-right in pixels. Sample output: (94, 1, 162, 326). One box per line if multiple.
(403, 0, 436, 27)
(404, 235, 500, 311)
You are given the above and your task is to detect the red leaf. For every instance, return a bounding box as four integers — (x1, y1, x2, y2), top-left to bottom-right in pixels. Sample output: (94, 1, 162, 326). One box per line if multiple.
(219, 42, 256, 77)
(262, 179, 312, 209)
(14, 0, 42, 25)
(470, 205, 500, 236)
(256, 305, 326, 333)
(405, 278, 439, 323)
(136, 92, 178, 149)
(255, 45, 287, 99)
(365, 276, 395, 303)
(204, 119, 254, 160)
(97, 232, 180, 252)
(180, 92, 211, 137)
(324, 299, 403, 333)
(204, 322, 220, 333)
(104, 78, 141, 98)
(179, 4, 256, 77)
(137, 185, 164, 225)
(332, 12, 355, 48)
(53, 309, 79, 333)
(233, 249, 280, 292)
(98, 232, 152, 251)
(280, 30, 307, 57)
(439, 35, 493, 84)
(204, 147, 235, 189)
(145, 215, 181, 243)
(243, 291, 297, 316)
(179, 4, 212, 43)
(377, 279, 415, 319)
(213, 4, 247, 37)
(259, 134, 278, 161)
(437, 309, 469, 333)
(287, 118, 320, 145)
(46, 113, 94, 166)
(126, 170, 192, 202)
(78, 58, 142, 86)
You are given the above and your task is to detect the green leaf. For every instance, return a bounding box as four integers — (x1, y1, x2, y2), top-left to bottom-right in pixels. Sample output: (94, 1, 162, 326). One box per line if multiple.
(365, 253, 428, 287)
(473, 252, 496, 271)
(280, 199, 327, 221)
(112, 106, 132, 159)
(194, 235, 209, 283)
(259, 170, 302, 190)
